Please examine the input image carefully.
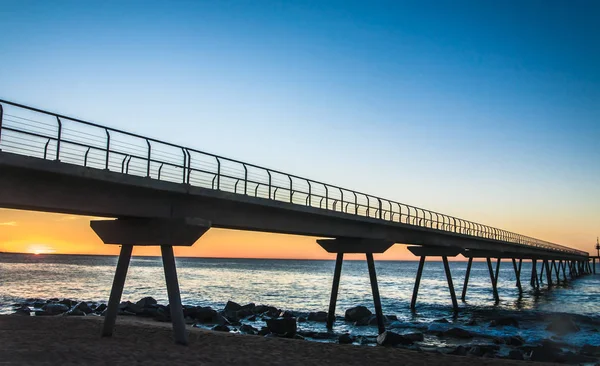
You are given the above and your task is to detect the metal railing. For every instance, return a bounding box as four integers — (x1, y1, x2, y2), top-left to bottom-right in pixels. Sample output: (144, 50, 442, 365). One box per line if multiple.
(0, 99, 587, 257)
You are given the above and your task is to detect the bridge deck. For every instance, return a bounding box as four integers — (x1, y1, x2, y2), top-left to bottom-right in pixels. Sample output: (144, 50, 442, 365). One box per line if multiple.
(0, 99, 588, 259)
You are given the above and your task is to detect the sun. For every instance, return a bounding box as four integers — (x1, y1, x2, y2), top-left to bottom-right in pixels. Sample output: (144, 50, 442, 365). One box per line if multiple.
(27, 244, 55, 255)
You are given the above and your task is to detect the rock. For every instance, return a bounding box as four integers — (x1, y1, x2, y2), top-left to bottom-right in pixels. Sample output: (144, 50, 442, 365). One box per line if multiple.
(434, 318, 449, 323)
(307, 311, 328, 322)
(449, 345, 468, 356)
(247, 315, 257, 322)
(468, 345, 498, 357)
(280, 310, 295, 318)
(466, 318, 477, 326)
(546, 316, 580, 335)
(118, 301, 143, 315)
(239, 324, 258, 335)
(33, 301, 46, 308)
(368, 315, 388, 326)
(186, 306, 220, 324)
(442, 327, 473, 339)
(376, 331, 414, 346)
(508, 349, 524, 360)
(403, 332, 424, 342)
(59, 299, 76, 307)
(297, 331, 336, 340)
(489, 317, 519, 328)
(529, 342, 562, 363)
(258, 327, 270, 336)
(41, 303, 70, 315)
(13, 306, 31, 316)
(224, 300, 242, 312)
(345, 306, 372, 322)
(135, 297, 157, 308)
(212, 324, 230, 332)
(339, 333, 354, 344)
(236, 303, 256, 319)
(505, 335, 525, 346)
(581, 344, 600, 356)
(386, 314, 398, 321)
(266, 318, 297, 337)
(297, 316, 307, 323)
(65, 308, 86, 316)
(253, 305, 278, 316)
(73, 302, 93, 314)
(95, 304, 107, 313)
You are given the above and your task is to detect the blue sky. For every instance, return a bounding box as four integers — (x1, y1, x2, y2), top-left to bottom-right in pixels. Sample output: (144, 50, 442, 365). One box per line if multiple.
(1, 0, 598, 249)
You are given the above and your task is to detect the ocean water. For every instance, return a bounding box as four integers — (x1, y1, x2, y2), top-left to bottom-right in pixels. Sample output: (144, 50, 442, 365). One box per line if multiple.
(1, 253, 599, 349)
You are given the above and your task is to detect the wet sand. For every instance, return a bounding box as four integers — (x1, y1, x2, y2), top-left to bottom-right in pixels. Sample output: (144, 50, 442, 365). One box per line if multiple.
(0, 315, 556, 365)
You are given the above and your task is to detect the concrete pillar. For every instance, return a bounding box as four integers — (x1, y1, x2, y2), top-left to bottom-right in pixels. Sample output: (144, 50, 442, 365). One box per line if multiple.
(411, 256, 426, 310)
(366, 253, 385, 334)
(544, 260, 552, 287)
(102, 244, 133, 337)
(161, 245, 188, 345)
(326, 253, 344, 329)
(442, 256, 458, 312)
(552, 260, 559, 284)
(512, 258, 522, 292)
(593, 258, 596, 274)
(461, 257, 473, 301)
(486, 258, 499, 302)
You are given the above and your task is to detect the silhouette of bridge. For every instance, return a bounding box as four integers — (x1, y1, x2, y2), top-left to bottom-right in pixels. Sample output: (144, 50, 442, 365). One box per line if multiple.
(0, 99, 592, 344)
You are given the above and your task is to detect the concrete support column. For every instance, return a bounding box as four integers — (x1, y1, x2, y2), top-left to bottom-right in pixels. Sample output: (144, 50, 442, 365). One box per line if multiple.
(593, 258, 596, 274)
(442, 256, 458, 311)
(544, 260, 553, 287)
(512, 258, 522, 292)
(552, 260, 559, 284)
(102, 244, 133, 337)
(326, 253, 344, 329)
(411, 256, 426, 310)
(486, 258, 500, 302)
(161, 245, 187, 345)
(461, 257, 473, 301)
(366, 253, 385, 334)
(539, 260, 545, 284)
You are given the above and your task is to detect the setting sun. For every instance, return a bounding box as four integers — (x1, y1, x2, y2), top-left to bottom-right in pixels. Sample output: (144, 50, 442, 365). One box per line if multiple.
(27, 244, 55, 255)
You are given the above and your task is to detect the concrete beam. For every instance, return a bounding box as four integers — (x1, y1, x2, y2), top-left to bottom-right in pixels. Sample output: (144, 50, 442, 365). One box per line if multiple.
(463, 249, 577, 261)
(90, 218, 210, 246)
(317, 238, 394, 253)
(408, 246, 463, 257)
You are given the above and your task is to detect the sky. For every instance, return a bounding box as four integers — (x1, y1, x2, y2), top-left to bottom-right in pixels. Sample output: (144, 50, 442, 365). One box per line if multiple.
(0, 0, 598, 259)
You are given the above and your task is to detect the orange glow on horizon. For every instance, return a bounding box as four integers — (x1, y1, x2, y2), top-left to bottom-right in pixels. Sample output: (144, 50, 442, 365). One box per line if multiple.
(0, 208, 594, 259)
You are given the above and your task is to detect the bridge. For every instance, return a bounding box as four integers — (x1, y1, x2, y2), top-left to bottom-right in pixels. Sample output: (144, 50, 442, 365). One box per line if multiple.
(0, 99, 592, 344)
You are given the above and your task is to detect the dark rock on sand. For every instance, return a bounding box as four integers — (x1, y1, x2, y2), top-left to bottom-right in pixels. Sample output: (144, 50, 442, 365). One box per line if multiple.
(235, 303, 255, 319)
(135, 297, 157, 308)
(529, 341, 562, 363)
(73, 302, 93, 314)
(118, 301, 143, 315)
(280, 310, 295, 318)
(377, 331, 414, 346)
(559, 351, 597, 364)
(449, 345, 468, 356)
(297, 316, 307, 323)
(58, 299, 77, 307)
(403, 332, 424, 342)
(581, 344, 600, 356)
(489, 317, 519, 328)
(266, 318, 297, 337)
(466, 319, 477, 326)
(508, 350, 524, 360)
(212, 324, 230, 332)
(41, 303, 70, 315)
(258, 327, 270, 336)
(297, 331, 336, 340)
(468, 345, 498, 357)
(546, 316, 580, 335)
(95, 304, 107, 313)
(442, 328, 473, 339)
(239, 324, 258, 335)
(386, 314, 398, 321)
(65, 308, 86, 316)
(345, 306, 372, 322)
(339, 333, 354, 344)
(434, 318, 449, 323)
(253, 305, 279, 317)
(505, 335, 525, 346)
(307, 311, 328, 322)
(186, 306, 220, 324)
(13, 306, 31, 316)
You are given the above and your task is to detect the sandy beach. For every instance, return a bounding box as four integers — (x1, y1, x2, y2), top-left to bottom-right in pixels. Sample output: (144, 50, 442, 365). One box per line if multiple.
(0, 315, 560, 366)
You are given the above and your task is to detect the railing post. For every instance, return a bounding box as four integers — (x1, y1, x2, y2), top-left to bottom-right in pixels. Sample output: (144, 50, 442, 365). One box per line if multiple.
(216, 157, 221, 190)
(378, 199, 382, 219)
(267, 170, 272, 199)
(181, 148, 187, 183)
(307, 180, 312, 207)
(185, 149, 191, 184)
(146, 139, 151, 177)
(353, 192, 358, 214)
(55, 116, 62, 161)
(325, 185, 329, 210)
(105, 129, 110, 170)
(243, 164, 248, 195)
(288, 176, 293, 203)
(84, 147, 90, 167)
(0, 103, 3, 145)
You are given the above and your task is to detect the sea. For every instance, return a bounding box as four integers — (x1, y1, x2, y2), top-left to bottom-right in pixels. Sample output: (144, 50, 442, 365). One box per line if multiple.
(1, 253, 599, 350)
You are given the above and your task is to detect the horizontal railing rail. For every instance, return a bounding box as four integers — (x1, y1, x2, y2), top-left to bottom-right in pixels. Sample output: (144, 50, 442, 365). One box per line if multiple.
(0, 99, 588, 257)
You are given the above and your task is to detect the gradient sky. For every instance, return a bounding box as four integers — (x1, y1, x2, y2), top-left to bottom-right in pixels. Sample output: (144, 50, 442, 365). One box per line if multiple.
(0, 0, 598, 258)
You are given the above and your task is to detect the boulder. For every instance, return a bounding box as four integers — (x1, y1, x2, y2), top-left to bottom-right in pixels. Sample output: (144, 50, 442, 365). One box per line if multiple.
(449, 345, 468, 356)
(186, 306, 220, 324)
(546, 317, 580, 335)
(59, 299, 76, 307)
(339, 333, 354, 344)
(118, 301, 143, 315)
(73, 302, 93, 314)
(345, 306, 372, 322)
(135, 297, 157, 308)
(307, 311, 328, 322)
(468, 345, 498, 357)
(508, 350, 524, 360)
(368, 315, 388, 326)
(489, 317, 519, 328)
(280, 310, 295, 318)
(41, 303, 70, 315)
(239, 324, 258, 335)
(376, 331, 414, 346)
(95, 304, 107, 313)
(236, 303, 256, 319)
(505, 335, 525, 346)
(212, 324, 230, 332)
(297, 316, 307, 323)
(258, 327, 270, 336)
(13, 307, 31, 316)
(442, 327, 473, 339)
(403, 332, 424, 342)
(266, 318, 297, 337)
(558, 351, 597, 364)
(581, 344, 600, 356)
(529, 342, 562, 363)
(466, 318, 477, 326)
(297, 331, 336, 340)
(386, 314, 398, 321)
(65, 308, 86, 316)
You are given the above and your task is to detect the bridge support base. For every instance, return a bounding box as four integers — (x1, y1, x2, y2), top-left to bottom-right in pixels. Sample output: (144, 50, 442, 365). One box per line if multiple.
(408, 246, 462, 312)
(91, 217, 211, 345)
(318, 238, 394, 334)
